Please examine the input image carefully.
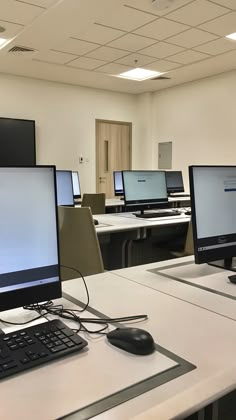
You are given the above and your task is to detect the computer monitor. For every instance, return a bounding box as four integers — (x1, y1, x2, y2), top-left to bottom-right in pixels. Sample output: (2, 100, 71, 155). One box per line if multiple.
(72, 171, 81, 199)
(56, 170, 74, 206)
(122, 170, 168, 214)
(189, 165, 236, 272)
(113, 171, 124, 196)
(0, 166, 61, 312)
(166, 171, 184, 194)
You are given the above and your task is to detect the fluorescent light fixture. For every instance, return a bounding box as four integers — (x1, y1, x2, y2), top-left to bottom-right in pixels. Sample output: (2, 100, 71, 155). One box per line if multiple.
(0, 38, 7, 48)
(225, 32, 236, 41)
(117, 68, 164, 81)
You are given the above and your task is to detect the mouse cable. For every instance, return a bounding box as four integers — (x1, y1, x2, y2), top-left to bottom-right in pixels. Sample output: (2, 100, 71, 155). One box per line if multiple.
(25, 300, 148, 335)
(23, 265, 148, 334)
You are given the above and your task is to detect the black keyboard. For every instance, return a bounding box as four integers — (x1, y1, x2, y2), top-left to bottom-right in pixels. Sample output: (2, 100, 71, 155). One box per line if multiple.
(134, 210, 181, 218)
(0, 319, 88, 380)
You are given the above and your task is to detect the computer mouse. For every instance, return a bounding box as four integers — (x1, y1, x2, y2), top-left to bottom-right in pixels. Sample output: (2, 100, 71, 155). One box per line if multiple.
(93, 219, 99, 225)
(185, 211, 191, 216)
(228, 274, 236, 284)
(107, 327, 155, 355)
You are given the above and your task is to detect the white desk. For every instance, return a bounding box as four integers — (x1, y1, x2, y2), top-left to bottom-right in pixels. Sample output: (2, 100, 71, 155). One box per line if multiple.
(114, 256, 236, 321)
(0, 266, 235, 419)
(95, 211, 190, 269)
(62, 270, 236, 420)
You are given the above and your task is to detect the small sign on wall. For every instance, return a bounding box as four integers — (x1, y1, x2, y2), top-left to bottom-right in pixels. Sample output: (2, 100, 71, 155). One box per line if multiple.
(158, 141, 172, 169)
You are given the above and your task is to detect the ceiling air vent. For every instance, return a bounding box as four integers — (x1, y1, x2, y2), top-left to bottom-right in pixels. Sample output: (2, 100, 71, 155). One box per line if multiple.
(151, 76, 171, 80)
(8, 45, 36, 54)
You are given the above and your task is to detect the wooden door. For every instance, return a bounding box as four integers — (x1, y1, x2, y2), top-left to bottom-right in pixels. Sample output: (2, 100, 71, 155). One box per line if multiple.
(96, 120, 132, 198)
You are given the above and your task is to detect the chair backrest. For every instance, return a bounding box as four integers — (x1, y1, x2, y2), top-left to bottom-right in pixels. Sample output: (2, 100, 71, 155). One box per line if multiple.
(81, 193, 105, 215)
(58, 206, 104, 280)
(184, 219, 193, 255)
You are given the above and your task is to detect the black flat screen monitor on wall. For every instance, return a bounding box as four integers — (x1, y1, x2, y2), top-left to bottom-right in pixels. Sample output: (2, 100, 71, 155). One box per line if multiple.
(166, 171, 184, 194)
(0, 166, 61, 312)
(113, 171, 124, 196)
(0, 117, 36, 166)
(122, 170, 168, 214)
(189, 165, 236, 272)
(56, 170, 74, 206)
(72, 171, 81, 199)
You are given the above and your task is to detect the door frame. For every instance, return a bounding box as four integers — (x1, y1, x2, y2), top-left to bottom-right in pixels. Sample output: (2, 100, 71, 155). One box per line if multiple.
(95, 119, 132, 193)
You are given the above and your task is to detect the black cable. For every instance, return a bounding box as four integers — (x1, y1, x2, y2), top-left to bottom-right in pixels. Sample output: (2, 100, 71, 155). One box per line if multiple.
(0, 264, 148, 334)
(60, 264, 89, 312)
(25, 300, 148, 335)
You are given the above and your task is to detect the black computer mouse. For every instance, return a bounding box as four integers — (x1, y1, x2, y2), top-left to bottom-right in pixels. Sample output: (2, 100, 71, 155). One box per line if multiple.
(93, 219, 99, 225)
(228, 274, 236, 284)
(107, 327, 155, 355)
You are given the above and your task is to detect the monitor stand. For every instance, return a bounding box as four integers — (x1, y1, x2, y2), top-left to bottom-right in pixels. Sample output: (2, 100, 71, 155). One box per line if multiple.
(208, 257, 236, 272)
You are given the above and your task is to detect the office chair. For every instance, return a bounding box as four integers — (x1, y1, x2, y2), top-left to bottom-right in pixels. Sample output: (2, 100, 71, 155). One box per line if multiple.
(172, 219, 193, 257)
(81, 193, 105, 215)
(58, 206, 104, 280)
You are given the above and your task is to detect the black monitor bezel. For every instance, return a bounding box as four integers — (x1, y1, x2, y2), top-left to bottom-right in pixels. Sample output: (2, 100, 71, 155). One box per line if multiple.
(72, 171, 81, 199)
(56, 169, 74, 207)
(189, 165, 236, 265)
(122, 170, 168, 209)
(113, 171, 124, 197)
(0, 165, 61, 312)
(0, 116, 36, 166)
(166, 170, 184, 194)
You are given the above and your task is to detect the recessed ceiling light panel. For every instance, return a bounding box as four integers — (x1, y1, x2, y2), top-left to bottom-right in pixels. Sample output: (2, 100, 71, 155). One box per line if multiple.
(117, 68, 165, 81)
(226, 32, 236, 41)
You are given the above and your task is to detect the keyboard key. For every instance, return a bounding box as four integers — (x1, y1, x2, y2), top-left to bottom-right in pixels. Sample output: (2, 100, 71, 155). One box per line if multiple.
(20, 357, 30, 364)
(38, 352, 48, 358)
(66, 342, 76, 348)
(50, 344, 67, 353)
(2, 361, 17, 370)
(63, 330, 74, 337)
(71, 336, 83, 345)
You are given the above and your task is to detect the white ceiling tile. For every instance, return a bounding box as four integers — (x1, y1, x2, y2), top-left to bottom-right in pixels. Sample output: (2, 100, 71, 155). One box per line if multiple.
(95, 4, 156, 32)
(33, 49, 76, 64)
(123, 0, 193, 16)
(67, 56, 108, 70)
(96, 62, 132, 74)
(166, 28, 218, 48)
(71, 23, 125, 45)
(0, 20, 23, 39)
(116, 52, 155, 67)
(107, 34, 156, 52)
(167, 0, 230, 26)
(209, 0, 236, 9)
(19, 0, 59, 7)
(134, 18, 189, 40)
(168, 49, 210, 64)
(194, 37, 236, 55)
(0, 0, 44, 25)
(54, 38, 99, 56)
(139, 42, 184, 59)
(86, 46, 129, 61)
(198, 12, 236, 36)
(144, 59, 180, 71)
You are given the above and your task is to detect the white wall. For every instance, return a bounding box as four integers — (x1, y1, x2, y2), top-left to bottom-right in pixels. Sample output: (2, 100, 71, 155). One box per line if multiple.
(151, 70, 236, 191)
(2, 69, 236, 194)
(0, 73, 139, 192)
